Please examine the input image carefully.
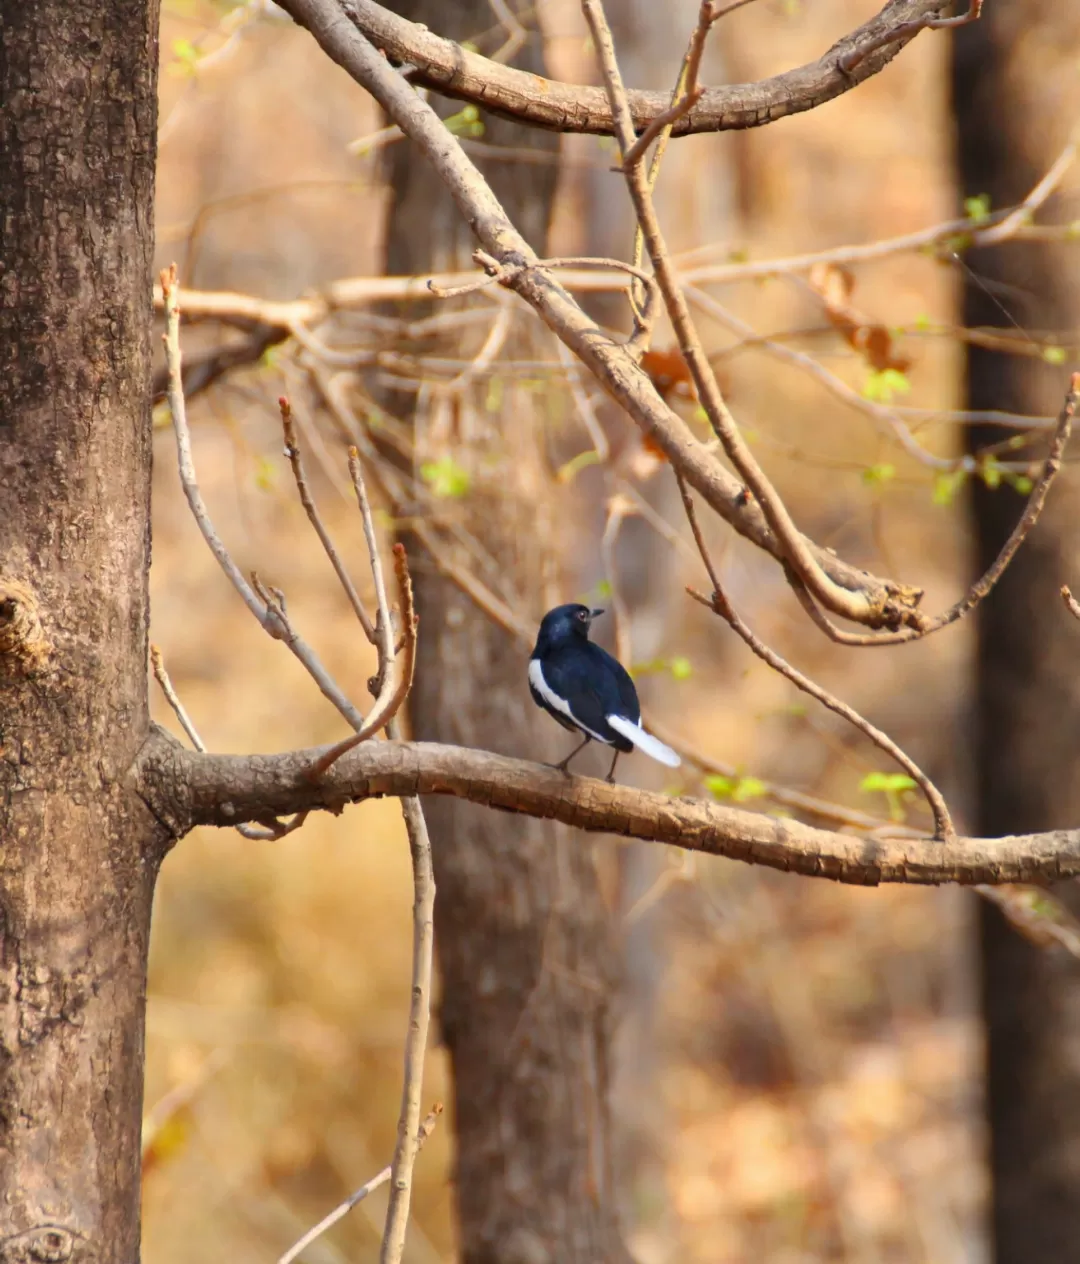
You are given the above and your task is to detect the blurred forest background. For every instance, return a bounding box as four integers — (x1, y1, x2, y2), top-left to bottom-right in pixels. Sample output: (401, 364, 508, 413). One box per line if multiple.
(142, 2, 1080, 1261)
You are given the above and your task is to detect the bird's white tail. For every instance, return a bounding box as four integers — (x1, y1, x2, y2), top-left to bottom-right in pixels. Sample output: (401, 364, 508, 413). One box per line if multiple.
(607, 715, 681, 768)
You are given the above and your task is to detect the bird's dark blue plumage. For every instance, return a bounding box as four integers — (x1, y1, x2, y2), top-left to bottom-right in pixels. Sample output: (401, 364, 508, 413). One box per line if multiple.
(529, 603, 681, 782)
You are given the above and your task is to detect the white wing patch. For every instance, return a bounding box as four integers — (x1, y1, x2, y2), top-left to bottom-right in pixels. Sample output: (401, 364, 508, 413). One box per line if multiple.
(606, 715, 682, 768)
(528, 659, 611, 744)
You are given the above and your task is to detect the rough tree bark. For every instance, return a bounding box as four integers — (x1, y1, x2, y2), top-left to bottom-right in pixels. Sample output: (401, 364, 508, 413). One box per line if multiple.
(0, 1, 165, 1261)
(382, 4, 629, 1261)
(954, 7, 1080, 1260)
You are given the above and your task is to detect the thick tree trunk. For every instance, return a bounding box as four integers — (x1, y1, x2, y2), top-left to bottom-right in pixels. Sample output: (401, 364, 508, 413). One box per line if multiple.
(383, 6, 629, 1261)
(0, 2, 164, 1259)
(954, 8, 1080, 1260)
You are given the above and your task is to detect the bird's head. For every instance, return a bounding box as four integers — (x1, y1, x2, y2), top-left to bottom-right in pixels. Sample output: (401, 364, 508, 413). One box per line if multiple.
(535, 602, 605, 648)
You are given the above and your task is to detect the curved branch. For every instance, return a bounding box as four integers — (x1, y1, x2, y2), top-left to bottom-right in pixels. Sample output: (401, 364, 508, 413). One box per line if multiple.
(274, 0, 948, 137)
(274, 0, 923, 630)
(140, 728, 1080, 889)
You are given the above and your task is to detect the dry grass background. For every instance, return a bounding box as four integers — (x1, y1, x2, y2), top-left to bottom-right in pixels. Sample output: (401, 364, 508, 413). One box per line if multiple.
(141, 2, 1080, 1260)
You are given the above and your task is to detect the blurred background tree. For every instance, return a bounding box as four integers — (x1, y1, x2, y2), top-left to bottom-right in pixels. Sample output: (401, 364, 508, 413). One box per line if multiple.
(5, 0, 1080, 1261)
(379, 2, 629, 1258)
(956, 4, 1080, 1260)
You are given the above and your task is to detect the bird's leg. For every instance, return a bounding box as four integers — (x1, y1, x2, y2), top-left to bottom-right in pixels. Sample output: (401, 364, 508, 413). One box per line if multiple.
(605, 750, 620, 784)
(552, 734, 591, 775)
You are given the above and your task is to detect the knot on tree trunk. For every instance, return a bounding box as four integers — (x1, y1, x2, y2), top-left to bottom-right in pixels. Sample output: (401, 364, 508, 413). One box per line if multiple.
(0, 579, 52, 678)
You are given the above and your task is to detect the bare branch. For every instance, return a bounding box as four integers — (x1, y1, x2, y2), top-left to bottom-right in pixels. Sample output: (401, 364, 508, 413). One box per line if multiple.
(159, 265, 367, 731)
(280, 396, 377, 644)
(675, 476, 955, 841)
(379, 787, 435, 1264)
(585, 0, 891, 631)
(786, 373, 1079, 647)
(149, 644, 309, 841)
(307, 543, 418, 778)
(837, 0, 982, 74)
(139, 729, 1080, 888)
(270, 6, 922, 631)
(274, 0, 949, 137)
(278, 1106, 443, 1264)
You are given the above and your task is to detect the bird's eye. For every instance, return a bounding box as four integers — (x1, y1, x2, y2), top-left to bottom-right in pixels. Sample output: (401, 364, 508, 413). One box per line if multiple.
(577, 610, 587, 620)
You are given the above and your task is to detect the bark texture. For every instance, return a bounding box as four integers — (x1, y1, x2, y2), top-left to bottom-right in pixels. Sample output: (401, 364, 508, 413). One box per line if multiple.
(382, 5, 629, 1260)
(334, 0, 944, 137)
(0, 2, 164, 1260)
(954, 7, 1080, 1260)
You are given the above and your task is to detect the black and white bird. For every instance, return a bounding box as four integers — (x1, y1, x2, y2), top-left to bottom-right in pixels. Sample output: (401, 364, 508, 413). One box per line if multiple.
(528, 602, 681, 783)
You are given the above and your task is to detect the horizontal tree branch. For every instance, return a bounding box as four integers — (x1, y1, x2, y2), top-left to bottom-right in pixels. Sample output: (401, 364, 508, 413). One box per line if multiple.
(138, 727, 1080, 889)
(276, 0, 947, 136)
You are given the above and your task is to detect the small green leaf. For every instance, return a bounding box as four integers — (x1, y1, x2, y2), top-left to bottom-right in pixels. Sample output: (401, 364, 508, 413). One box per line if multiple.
(704, 774, 733, 798)
(860, 771, 916, 822)
(980, 455, 1002, 489)
(1004, 471, 1034, 495)
(171, 37, 200, 70)
(484, 375, 504, 413)
(862, 463, 896, 488)
(732, 776, 765, 803)
(669, 655, 692, 681)
(253, 454, 277, 492)
(420, 457, 471, 499)
(1043, 345, 1067, 365)
(913, 312, 933, 333)
(863, 368, 911, 403)
(860, 772, 916, 793)
(594, 579, 613, 599)
(444, 105, 484, 138)
(932, 469, 967, 507)
(556, 449, 602, 484)
(931, 232, 974, 257)
(964, 193, 992, 225)
(705, 774, 765, 803)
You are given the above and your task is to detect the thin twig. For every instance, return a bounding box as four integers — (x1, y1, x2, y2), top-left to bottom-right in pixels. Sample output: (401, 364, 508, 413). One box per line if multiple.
(1061, 585, 1080, 622)
(676, 474, 955, 841)
(582, 0, 877, 627)
(159, 265, 366, 731)
(150, 644, 204, 751)
(150, 644, 308, 840)
(349, 448, 396, 672)
(364, 552, 434, 1264)
(313, 368, 533, 643)
(787, 373, 1079, 646)
(277, 1106, 443, 1264)
(838, 0, 983, 74)
(307, 543, 418, 779)
(379, 784, 436, 1264)
(599, 498, 634, 667)
(646, 714, 920, 837)
(280, 396, 378, 644)
(620, 87, 704, 170)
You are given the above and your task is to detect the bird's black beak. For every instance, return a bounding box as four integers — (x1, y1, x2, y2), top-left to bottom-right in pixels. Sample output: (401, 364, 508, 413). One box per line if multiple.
(590, 608, 605, 618)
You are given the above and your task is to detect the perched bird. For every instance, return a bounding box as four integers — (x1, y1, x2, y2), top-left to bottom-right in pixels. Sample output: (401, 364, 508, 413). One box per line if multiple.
(528, 602, 681, 783)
